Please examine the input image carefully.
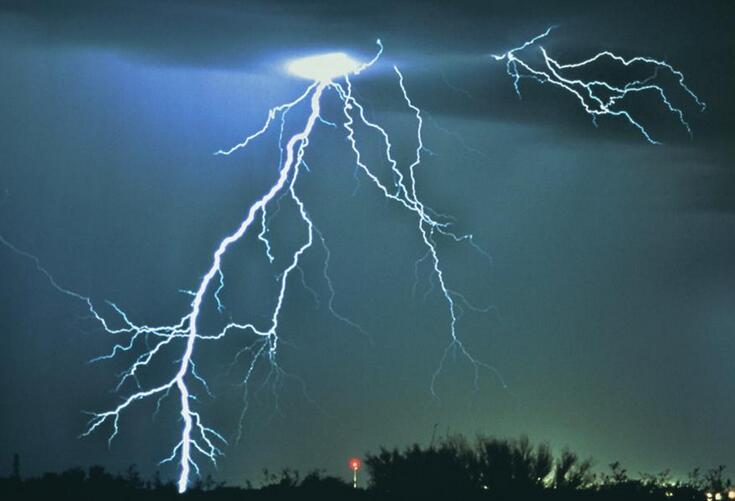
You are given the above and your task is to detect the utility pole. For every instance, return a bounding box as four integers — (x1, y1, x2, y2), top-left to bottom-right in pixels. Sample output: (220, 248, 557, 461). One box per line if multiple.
(349, 457, 361, 488)
(12, 453, 20, 480)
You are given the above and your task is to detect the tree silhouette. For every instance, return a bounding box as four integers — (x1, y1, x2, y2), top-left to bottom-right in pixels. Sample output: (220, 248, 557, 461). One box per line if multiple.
(476, 435, 554, 496)
(0, 435, 729, 500)
(552, 448, 594, 491)
(365, 435, 479, 498)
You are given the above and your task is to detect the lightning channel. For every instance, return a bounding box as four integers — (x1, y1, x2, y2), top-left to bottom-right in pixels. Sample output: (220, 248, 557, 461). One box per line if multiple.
(1, 39, 496, 493)
(492, 27, 705, 143)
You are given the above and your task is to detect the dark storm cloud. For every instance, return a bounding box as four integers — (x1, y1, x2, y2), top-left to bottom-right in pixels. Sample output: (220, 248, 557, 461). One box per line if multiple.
(1, 0, 732, 146)
(678, 167, 735, 214)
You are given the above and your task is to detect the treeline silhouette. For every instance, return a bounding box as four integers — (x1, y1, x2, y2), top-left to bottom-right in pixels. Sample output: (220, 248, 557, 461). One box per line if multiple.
(1, 435, 730, 500)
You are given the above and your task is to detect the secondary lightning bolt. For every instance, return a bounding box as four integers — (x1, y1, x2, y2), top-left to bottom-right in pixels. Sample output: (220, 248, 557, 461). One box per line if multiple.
(493, 27, 705, 143)
(1, 40, 495, 492)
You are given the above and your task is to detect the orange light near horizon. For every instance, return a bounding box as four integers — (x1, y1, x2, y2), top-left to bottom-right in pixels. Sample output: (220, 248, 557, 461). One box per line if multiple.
(349, 457, 362, 471)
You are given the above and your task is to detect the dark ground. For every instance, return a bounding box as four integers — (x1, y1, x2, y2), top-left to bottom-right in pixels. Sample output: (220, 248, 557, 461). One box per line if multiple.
(1, 435, 728, 500)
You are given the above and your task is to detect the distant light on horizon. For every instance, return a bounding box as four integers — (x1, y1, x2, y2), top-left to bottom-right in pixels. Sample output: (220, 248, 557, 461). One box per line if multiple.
(349, 457, 362, 489)
(285, 52, 361, 82)
(349, 457, 362, 471)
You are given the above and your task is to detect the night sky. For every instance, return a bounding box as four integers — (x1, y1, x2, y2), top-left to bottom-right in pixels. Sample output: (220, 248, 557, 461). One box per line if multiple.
(1, 0, 734, 488)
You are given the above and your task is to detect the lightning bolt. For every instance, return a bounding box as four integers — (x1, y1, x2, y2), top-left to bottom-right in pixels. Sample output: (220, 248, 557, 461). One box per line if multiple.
(493, 27, 705, 143)
(1, 40, 495, 492)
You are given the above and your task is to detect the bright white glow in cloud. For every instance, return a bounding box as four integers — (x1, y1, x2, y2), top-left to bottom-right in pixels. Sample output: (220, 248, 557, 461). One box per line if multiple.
(285, 52, 361, 82)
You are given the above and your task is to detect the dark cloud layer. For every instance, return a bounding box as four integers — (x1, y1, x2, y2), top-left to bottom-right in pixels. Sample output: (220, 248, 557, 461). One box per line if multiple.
(2, 0, 732, 147)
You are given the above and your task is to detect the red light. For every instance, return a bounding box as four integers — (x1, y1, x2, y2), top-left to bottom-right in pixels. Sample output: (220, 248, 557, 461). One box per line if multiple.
(349, 457, 361, 470)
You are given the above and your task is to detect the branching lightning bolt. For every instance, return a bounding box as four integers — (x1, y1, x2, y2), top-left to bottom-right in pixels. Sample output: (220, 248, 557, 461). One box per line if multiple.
(1, 40, 497, 493)
(492, 27, 705, 143)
